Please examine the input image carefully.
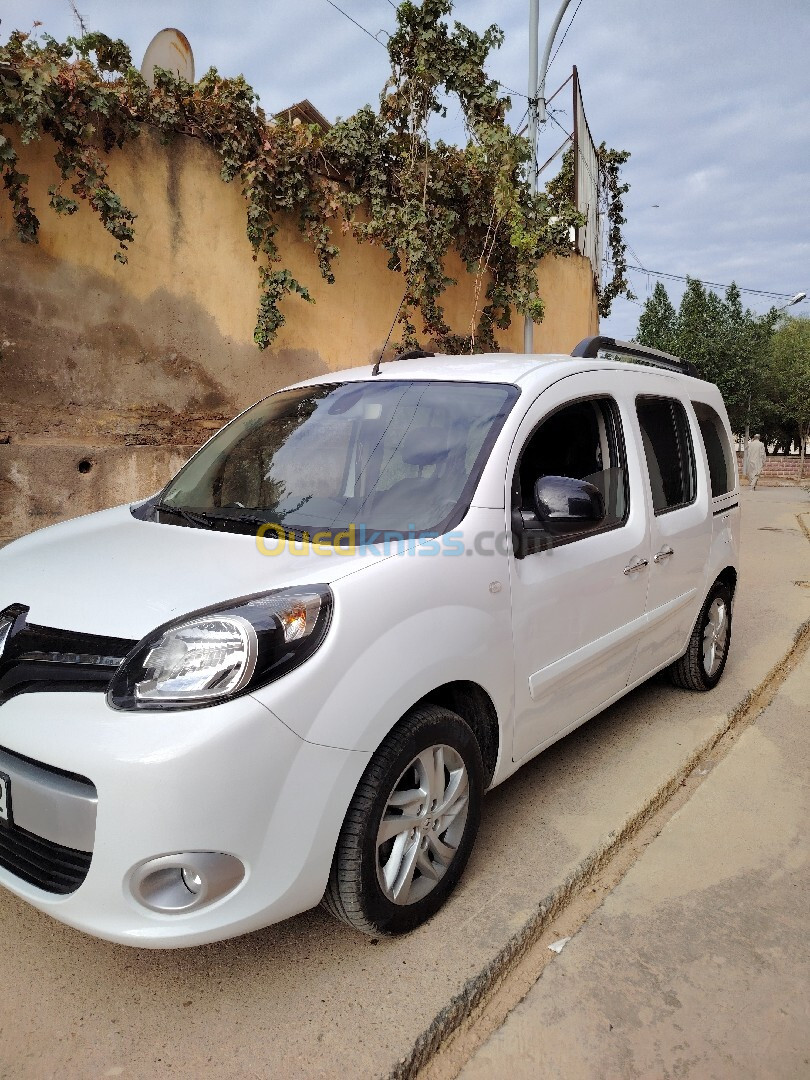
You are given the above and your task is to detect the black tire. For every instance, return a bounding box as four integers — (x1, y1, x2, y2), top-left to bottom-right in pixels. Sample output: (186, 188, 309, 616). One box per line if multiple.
(322, 704, 484, 935)
(668, 581, 733, 691)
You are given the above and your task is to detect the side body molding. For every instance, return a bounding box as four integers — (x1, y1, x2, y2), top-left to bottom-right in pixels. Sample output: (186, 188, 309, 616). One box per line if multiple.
(529, 589, 698, 701)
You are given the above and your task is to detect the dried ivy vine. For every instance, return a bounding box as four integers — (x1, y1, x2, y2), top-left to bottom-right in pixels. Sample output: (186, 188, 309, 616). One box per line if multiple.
(0, 2, 632, 353)
(595, 145, 633, 318)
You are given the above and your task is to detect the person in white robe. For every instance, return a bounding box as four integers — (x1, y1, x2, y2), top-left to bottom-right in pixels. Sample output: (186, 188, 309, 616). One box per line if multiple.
(747, 434, 766, 490)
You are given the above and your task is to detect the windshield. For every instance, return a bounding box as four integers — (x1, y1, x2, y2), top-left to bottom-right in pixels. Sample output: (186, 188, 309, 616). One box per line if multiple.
(156, 380, 518, 540)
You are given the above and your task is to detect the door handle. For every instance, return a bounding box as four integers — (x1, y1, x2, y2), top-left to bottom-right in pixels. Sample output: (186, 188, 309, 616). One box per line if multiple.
(653, 546, 675, 563)
(623, 557, 649, 575)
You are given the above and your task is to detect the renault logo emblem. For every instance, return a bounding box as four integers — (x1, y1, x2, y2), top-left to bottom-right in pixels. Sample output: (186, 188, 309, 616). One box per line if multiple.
(0, 604, 29, 661)
(0, 616, 14, 659)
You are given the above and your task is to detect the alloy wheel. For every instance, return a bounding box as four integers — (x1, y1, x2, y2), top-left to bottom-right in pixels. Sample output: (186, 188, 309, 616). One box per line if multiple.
(376, 744, 469, 906)
(702, 597, 729, 677)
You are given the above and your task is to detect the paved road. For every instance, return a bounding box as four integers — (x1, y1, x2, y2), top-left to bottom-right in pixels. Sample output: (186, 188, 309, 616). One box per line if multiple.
(460, 628, 810, 1079)
(0, 488, 808, 1079)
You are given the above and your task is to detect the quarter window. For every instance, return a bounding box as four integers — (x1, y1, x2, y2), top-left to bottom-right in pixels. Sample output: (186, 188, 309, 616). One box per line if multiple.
(692, 401, 735, 497)
(636, 397, 696, 514)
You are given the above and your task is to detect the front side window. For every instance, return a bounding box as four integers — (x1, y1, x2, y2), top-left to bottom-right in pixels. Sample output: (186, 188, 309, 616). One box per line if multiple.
(514, 396, 629, 547)
(156, 380, 519, 540)
(636, 396, 696, 514)
(692, 401, 735, 497)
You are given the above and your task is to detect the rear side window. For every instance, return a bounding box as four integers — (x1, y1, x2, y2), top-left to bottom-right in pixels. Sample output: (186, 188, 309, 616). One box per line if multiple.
(692, 401, 735, 497)
(636, 397, 696, 514)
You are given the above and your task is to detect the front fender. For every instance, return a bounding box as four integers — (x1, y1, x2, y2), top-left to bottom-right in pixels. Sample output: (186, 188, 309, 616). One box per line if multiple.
(249, 508, 515, 755)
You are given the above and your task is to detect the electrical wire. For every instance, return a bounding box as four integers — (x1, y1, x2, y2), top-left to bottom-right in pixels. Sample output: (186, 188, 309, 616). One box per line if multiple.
(535, 135, 799, 307)
(496, 80, 528, 100)
(546, 110, 571, 139)
(513, 104, 530, 136)
(624, 265, 800, 301)
(624, 241, 645, 271)
(324, 0, 388, 47)
(547, 0, 585, 74)
(325, 4, 527, 109)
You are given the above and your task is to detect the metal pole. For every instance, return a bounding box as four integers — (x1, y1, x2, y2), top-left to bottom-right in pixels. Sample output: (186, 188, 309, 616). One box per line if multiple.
(523, 0, 540, 354)
(523, 0, 575, 353)
(799, 419, 806, 482)
(538, 0, 574, 124)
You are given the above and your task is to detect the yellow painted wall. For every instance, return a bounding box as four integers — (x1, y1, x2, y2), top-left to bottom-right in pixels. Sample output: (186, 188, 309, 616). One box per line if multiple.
(1, 126, 597, 380)
(0, 125, 598, 540)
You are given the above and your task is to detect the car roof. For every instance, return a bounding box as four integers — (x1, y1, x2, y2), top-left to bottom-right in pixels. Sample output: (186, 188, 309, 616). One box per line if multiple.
(291, 352, 569, 388)
(288, 352, 712, 394)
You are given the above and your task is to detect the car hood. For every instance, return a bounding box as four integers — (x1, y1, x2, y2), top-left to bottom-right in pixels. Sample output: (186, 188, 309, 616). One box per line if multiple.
(0, 505, 393, 639)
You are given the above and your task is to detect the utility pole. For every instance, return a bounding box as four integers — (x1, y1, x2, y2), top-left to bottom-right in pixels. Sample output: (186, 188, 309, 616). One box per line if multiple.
(524, 0, 575, 353)
(523, 0, 540, 355)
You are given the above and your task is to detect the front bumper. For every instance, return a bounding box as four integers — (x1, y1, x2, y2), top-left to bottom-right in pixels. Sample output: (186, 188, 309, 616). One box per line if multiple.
(0, 691, 370, 947)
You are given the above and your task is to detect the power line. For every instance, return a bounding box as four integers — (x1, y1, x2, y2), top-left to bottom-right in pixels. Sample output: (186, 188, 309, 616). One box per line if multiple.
(324, 0, 388, 47)
(546, 110, 571, 138)
(513, 103, 530, 137)
(322, 6, 529, 105)
(547, 0, 585, 73)
(496, 80, 528, 100)
(624, 241, 645, 271)
(625, 264, 801, 301)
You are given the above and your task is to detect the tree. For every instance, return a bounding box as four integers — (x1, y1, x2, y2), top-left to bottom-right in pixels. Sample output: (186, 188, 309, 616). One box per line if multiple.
(674, 277, 714, 371)
(636, 281, 677, 354)
(634, 279, 776, 434)
(712, 283, 777, 437)
(764, 317, 810, 478)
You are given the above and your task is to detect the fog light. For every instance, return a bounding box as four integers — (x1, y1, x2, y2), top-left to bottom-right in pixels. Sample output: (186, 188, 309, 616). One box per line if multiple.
(181, 868, 203, 894)
(130, 852, 245, 914)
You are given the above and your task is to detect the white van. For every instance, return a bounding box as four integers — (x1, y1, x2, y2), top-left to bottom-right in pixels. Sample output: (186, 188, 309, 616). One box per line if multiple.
(0, 336, 740, 946)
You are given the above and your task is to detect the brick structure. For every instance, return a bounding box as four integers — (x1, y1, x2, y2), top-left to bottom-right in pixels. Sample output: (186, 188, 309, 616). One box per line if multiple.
(736, 451, 807, 480)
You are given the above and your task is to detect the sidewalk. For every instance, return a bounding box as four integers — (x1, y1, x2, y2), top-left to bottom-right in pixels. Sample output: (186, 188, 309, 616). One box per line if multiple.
(460, 648, 810, 1079)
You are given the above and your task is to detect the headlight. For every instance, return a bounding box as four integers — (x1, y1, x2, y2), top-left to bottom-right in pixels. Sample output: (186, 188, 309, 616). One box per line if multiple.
(107, 586, 332, 711)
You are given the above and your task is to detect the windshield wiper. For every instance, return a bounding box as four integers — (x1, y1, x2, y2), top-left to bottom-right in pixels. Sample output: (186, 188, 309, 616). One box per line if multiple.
(153, 502, 318, 541)
(152, 502, 216, 527)
(206, 513, 317, 541)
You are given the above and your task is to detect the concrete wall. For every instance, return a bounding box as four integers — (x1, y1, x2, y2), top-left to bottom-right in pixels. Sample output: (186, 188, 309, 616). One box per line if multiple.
(0, 126, 598, 542)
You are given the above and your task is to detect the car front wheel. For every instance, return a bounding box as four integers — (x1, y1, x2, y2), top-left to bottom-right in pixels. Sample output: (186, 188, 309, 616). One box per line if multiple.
(323, 704, 484, 935)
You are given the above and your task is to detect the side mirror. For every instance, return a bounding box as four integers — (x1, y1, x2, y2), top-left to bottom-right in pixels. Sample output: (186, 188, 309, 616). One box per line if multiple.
(533, 475, 605, 528)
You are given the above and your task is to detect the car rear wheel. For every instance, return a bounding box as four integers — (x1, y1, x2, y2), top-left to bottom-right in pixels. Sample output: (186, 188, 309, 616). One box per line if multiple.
(668, 580, 733, 691)
(322, 704, 484, 935)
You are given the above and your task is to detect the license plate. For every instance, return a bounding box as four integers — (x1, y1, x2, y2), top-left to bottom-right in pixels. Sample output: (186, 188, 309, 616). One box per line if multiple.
(0, 771, 10, 823)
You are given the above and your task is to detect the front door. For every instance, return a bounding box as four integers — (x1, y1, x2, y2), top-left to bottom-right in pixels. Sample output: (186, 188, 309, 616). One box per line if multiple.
(508, 373, 651, 762)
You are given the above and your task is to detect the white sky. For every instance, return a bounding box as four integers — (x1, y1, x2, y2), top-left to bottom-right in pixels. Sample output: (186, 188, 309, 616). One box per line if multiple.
(2, 0, 808, 341)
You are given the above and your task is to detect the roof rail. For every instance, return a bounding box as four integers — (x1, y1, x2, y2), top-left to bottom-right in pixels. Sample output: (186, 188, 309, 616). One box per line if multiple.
(571, 336, 698, 377)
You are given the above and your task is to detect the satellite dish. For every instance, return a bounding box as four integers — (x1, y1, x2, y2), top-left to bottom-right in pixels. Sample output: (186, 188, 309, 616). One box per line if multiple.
(140, 29, 195, 87)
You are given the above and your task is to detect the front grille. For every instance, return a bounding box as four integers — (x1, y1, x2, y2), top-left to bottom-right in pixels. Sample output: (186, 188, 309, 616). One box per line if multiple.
(0, 603, 136, 708)
(0, 822, 92, 894)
